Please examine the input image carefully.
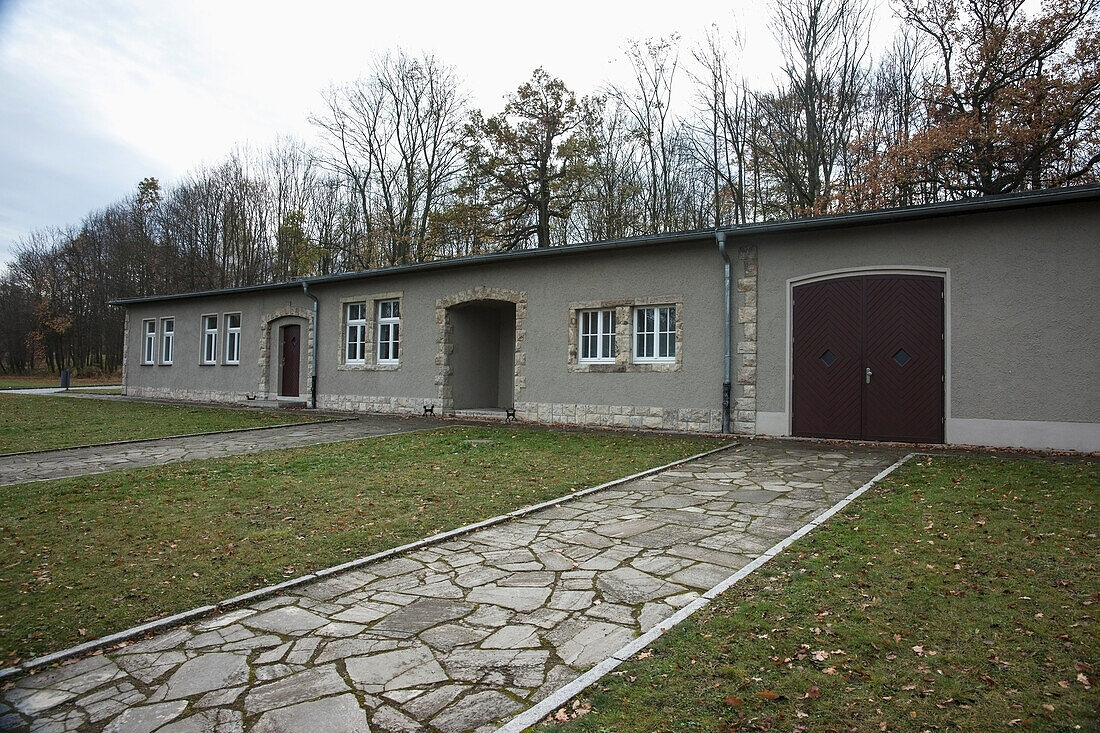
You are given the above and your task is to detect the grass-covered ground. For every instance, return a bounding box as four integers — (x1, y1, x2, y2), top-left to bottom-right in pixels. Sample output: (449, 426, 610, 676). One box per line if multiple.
(0, 373, 120, 390)
(547, 454, 1098, 732)
(0, 394, 322, 453)
(0, 426, 721, 664)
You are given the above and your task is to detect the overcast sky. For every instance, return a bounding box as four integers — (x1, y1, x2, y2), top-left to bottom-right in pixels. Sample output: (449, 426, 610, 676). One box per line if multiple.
(0, 0, 899, 269)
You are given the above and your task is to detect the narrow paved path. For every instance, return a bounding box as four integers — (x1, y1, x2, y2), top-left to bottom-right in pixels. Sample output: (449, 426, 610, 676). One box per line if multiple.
(0, 416, 437, 486)
(0, 441, 902, 733)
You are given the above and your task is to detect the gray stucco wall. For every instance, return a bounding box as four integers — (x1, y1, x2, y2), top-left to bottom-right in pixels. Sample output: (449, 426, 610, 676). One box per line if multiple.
(123, 239, 728, 431)
(750, 200, 1100, 450)
(119, 196, 1099, 450)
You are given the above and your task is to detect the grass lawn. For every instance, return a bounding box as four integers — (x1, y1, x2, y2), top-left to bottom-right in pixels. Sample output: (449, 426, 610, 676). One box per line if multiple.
(548, 455, 1098, 732)
(0, 394, 323, 454)
(0, 426, 721, 664)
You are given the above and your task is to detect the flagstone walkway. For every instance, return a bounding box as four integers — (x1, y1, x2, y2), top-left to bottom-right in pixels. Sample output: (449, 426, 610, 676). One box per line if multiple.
(0, 441, 902, 732)
(0, 416, 434, 487)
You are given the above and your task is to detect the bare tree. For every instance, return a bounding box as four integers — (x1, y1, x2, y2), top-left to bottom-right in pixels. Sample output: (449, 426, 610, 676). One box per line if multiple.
(311, 51, 467, 266)
(756, 0, 872, 216)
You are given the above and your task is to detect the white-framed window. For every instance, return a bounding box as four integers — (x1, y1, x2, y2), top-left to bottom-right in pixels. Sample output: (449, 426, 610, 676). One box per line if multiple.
(633, 305, 676, 363)
(201, 314, 218, 364)
(160, 317, 175, 365)
(377, 299, 400, 364)
(579, 309, 616, 362)
(142, 319, 156, 365)
(225, 313, 241, 365)
(345, 302, 367, 364)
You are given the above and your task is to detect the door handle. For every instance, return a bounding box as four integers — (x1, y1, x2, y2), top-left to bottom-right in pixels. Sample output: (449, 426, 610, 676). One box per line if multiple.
(865, 367, 872, 384)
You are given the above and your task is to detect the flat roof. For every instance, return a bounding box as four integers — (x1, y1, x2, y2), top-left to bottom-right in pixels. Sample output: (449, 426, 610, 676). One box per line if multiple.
(113, 183, 1100, 306)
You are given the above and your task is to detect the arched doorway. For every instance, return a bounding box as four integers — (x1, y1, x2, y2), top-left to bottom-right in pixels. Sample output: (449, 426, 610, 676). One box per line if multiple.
(436, 288, 527, 413)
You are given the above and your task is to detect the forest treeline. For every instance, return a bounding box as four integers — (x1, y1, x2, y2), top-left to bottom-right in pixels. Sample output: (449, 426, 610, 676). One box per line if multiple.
(1, 0, 1097, 373)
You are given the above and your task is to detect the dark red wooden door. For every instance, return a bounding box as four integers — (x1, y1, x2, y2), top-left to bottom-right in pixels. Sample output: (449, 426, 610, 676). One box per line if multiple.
(793, 275, 943, 443)
(280, 325, 300, 397)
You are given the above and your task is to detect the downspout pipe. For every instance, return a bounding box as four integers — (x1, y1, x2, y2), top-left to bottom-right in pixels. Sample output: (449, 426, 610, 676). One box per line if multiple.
(717, 231, 732, 434)
(301, 281, 318, 409)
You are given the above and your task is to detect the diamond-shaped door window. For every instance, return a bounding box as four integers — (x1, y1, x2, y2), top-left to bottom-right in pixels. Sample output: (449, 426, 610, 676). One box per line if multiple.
(820, 349, 837, 367)
(893, 348, 911, 366)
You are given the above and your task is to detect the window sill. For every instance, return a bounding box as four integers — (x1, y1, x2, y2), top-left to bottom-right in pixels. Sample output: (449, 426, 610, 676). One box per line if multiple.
(338, 363, 400, 372)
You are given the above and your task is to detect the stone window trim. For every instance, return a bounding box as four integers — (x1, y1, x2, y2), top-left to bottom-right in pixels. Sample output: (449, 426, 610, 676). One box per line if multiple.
(141, 318, 156, 365)
(159, 317, 175, 365)
(224, 312, 242, 365)
(200, 313, 218, 365)
(336, 291, 403, 372)
(567, 296, 683, 373)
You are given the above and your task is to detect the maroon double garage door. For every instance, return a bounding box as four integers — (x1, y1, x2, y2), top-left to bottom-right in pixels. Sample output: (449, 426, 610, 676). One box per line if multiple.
(792, 274, 944, 443)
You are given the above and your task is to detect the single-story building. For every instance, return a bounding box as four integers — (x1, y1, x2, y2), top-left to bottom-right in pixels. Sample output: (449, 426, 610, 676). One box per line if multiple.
(114, 185, 1100, 453)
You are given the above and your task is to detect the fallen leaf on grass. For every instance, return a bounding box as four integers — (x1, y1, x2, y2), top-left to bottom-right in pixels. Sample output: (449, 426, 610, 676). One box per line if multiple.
(636, 650, 653, 660)
(757, 690, 780, 700)
(724, 696, 742, 707)
(804, 685, 820, 699)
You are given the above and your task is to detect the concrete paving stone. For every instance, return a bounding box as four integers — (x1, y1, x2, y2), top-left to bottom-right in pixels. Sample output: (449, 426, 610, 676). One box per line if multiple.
(496, 571, 556, 588)
(332, 600, 400, 624)
(430, 690, 521, 733)
(401, 684, 467, 719)
(419, 624, 491, 652)
(222, 634, 285, 652)
(548, 620, 636, 668)
(533, 550, 577, 571)
(315, 637, 404, 663)
(547, 589, 596, 611)
(102, 700, 188, 733)
(283, 637, 322, 665)
(593, 517, 663, 538)
(114, 649, 187, 684)
(27, 707, 86, 732)
(532, 663, 581, 702)
(404, 580, 465, 599)
(372, 598, 474, 635)
(558, 530, 615, 550)
(638, 601, 678, 632)
(83, 688, 145, 724)
(162, 652, 249, 700)
(254, 642, 293, 665)
(12, 655, 119, 693)
(10, 689, 77, 717)
(452, 566, 510, 589)
(669, 561, 741, 589)
(252, 693, 369, 733)
(373, 705, 427, 732)
(461, 604, 514, 629)
(158, 709, 244, 733)
(480, 625, 540, 649)
(243, 664, 348, 714)
(584, 601, 635, 625)
(0, 713, 24, 730)
(466, 584, 551, 612)
(597, 567, 688, 605)
(193, 608, 257, 631)
(244, 606, 328, 635)
(443, 649, 550, 687)
(667, 542, 751, 567)
(372, 557, 428, 578)
(522, 607, 571, 630)
(315, 621, 366, 637)
(254, 664, 295, 682)
(347, 645, 448, 692)
(371, 591, 420, 606)
(194, 686, 244, 709)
